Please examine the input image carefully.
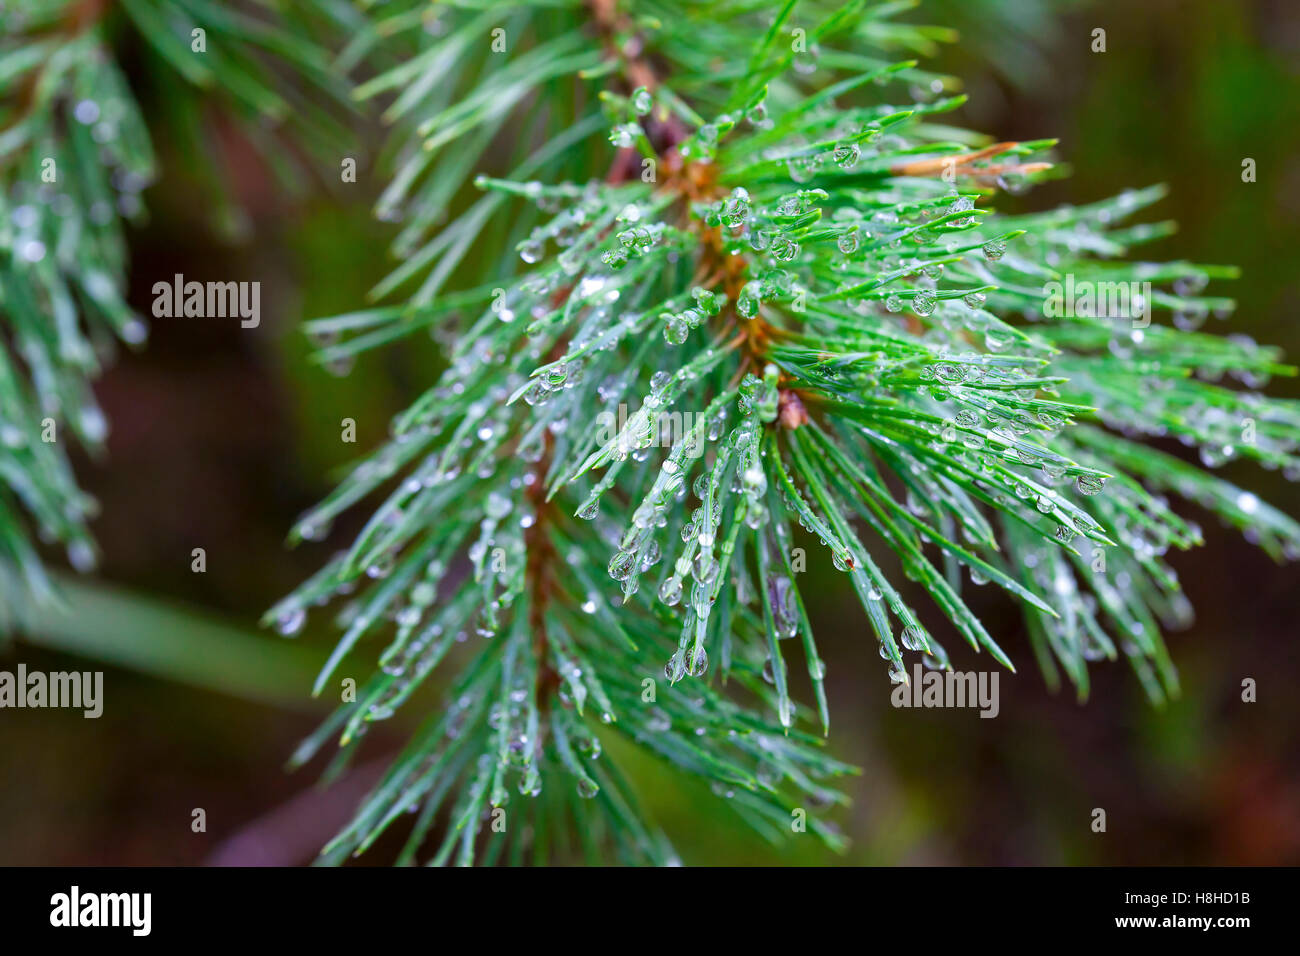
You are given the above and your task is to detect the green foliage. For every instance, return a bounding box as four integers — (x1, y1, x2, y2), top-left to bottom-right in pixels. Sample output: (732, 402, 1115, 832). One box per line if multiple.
(263, 1, 1300, 864)
(3, 0, 1295, 866)
(0, 0, 347, 628)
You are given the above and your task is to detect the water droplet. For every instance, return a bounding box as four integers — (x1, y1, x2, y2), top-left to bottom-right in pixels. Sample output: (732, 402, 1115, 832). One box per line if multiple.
(664, 314, 689, 345)
(1199, 444, 1235, 468)
(67, 540, 96, 573)
(366, 553, 395, 579)
(485, 492, 512, 519)
(276, 608, 306, 636)
(981, 239, 1007, 261)
(609, 123, 637, 148)
(901, 625, 926, 651)
(658, 577, 683, 606)
(692, 287, 720, 314)
(74, 100, 100, 125)
(832, 142, 860, 168)
(665, 653, 686, 682)
(983, 329, 1012, 352)
(722, 193, 751, 228)
(769, 575, 798, 637)
(608, 550, 636, 580)
(691, 551, 718, 584)
(1075, 474, 1106, 496)
(78, 405, 108, 443)
(770, 236, 799, 261)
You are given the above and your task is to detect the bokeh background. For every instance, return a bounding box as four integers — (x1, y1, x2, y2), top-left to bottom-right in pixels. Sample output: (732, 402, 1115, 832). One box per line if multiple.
(2, 0, 1297, 865)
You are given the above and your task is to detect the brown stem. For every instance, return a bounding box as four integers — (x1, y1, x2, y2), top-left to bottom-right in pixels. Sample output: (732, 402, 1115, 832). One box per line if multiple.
(889, 141, 1053, 180)
(525, 431, 561, 708)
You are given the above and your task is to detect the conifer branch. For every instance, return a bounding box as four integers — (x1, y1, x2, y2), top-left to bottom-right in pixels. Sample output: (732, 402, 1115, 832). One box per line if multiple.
(0, 0, 348, 629)
(268, 0, 1300, 864)
(4, 0, 1279, 867)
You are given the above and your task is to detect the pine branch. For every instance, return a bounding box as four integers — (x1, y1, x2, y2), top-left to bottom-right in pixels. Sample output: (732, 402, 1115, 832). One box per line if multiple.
(266, 0, 1299, 865)
(0, 0, 348, 628)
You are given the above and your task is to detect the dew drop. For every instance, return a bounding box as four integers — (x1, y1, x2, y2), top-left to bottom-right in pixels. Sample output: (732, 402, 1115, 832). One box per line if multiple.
(981, 239, 1007, 261)
(276, 608, 306, 636)
(1075, 474, 1106, 496)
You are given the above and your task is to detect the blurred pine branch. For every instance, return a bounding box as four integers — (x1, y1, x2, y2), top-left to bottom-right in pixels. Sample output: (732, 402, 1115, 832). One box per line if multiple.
(0, 0, 350, 629)
(17, 574, 325, 709)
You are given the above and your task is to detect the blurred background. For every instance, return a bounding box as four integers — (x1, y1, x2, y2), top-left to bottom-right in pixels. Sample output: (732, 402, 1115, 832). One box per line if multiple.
(2, 0, 1297, 865)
